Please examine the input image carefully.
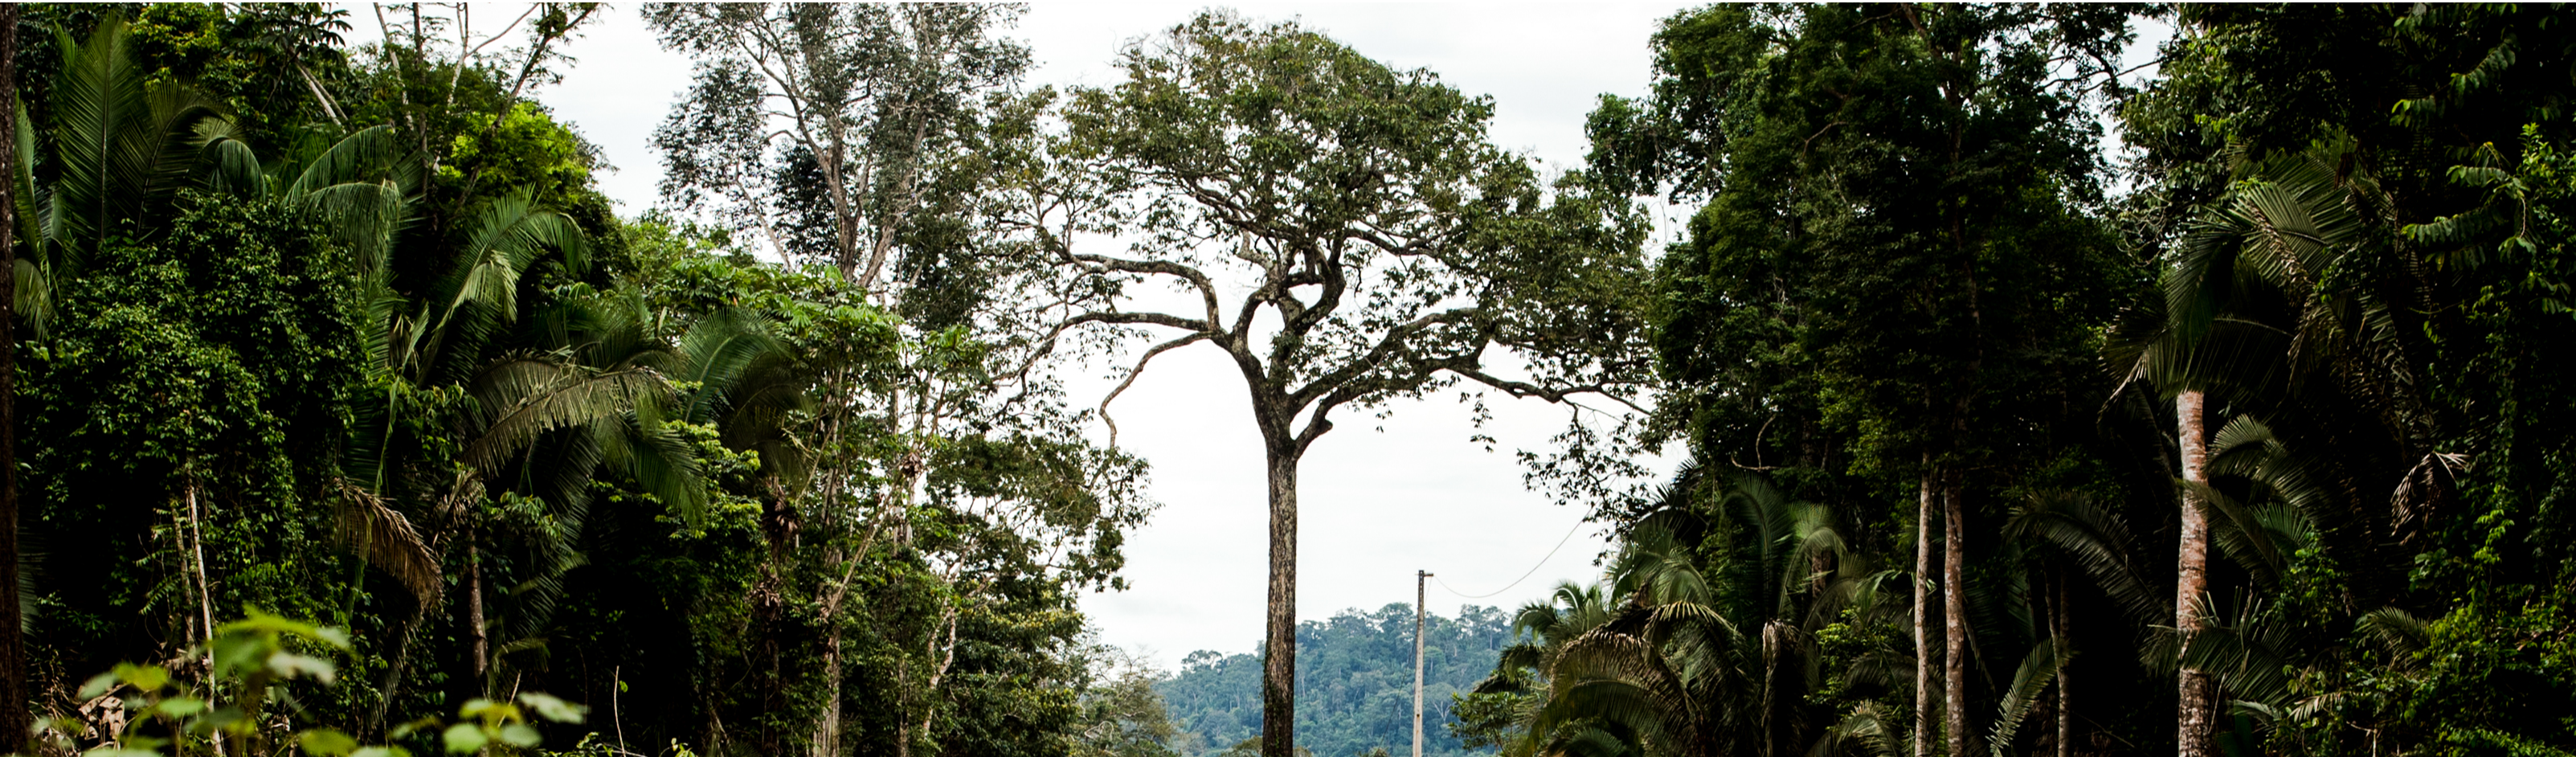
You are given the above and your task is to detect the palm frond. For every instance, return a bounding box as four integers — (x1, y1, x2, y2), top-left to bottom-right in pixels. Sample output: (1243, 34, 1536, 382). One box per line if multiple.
(194, 118, 266, 196)
(1815, 702, 1904, 757)
(460, 358, 667, 475)
(1986, 638, 2065, 757)
(2356, 606, 2429, 662)
(2002, 490, 2166, 624)
(333, 481, 441, 607)
(2187, 480, 2288, 587)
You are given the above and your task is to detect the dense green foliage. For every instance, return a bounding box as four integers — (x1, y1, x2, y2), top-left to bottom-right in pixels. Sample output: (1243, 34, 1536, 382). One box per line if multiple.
(2, 6, 1160, 757)
(1461, 4, 2576, 757)
(1156, 605, 1511, 757)
(18, 4, 2576, 757)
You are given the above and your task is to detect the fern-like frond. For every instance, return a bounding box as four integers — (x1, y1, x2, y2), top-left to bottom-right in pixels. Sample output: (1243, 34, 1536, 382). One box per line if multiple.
(1986, 638, 2065, 757)
(333, 481, 441, 607)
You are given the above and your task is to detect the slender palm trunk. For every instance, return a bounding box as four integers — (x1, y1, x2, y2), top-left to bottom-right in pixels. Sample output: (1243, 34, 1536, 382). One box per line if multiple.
(2175, 391, 2214, 755)
(2054, 575, 2071, 757)
(468, 530, 488, 681)
(1261, 448, 1301, 757)
(1943, 477, 1969, 757)
(1913, 464, 1937, 757)
(0, 7, 27, 749)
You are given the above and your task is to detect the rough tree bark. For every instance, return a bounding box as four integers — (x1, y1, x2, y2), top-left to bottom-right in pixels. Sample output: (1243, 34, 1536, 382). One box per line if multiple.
(2055, 575, 2071, 757)
(1913, 464, 1937, 757)
(1943, 476, 1969, 757)
(468, 533, 488, 681)
(1261, 448, 1302, 757)
(2175, 390, 2214, 756)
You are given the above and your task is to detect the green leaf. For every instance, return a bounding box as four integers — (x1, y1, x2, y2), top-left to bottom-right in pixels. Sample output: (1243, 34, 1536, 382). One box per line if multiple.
(313, 626, 354, 650)
(515, 692, 587, 723)
(78, 673, 118, 699)
(497, 724, 542, 747)
(456, 698, 500, 720)
(299, 729, 359, 757)
(352, 747, 411, 757)
(117, 663, 170, 692)
(267, 651, 337, 683)
(153, 697, 207, 718)
(440, 723, 487, 755)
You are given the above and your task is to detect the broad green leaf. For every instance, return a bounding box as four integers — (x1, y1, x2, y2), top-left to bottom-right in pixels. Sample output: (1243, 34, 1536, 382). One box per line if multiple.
(516, 692, 587, 723)
(440, 723, 487, 755)
(78, 673, 118, 699)
(117, 664, 169, 692)
(268, 651, 337, 683)
(456, 698, 500, 719)
(300, 728, 359, 757)
(314, 626, 354, 649)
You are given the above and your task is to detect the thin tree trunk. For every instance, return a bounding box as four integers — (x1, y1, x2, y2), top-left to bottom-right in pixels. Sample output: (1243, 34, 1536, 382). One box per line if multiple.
(298, 66, 346, 129)
(812, 629, 842, 757)
(1260, 448, 1300, 757)
(1944, 477, 1969, 757)
(902, 610, 963, 757)
(0, 6, 27, 750)
(468, 530, 488, 681)
(186, 482, 217, 640)
(185, 481, 225, 757)
(2175, 391, 2214, 756)
(2055, 575, 2071, 757)
(1913, 464, 1936, 757)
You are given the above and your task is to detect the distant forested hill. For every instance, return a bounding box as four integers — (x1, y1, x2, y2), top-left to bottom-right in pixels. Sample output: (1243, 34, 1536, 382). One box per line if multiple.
(1157, 604, 1514, 757)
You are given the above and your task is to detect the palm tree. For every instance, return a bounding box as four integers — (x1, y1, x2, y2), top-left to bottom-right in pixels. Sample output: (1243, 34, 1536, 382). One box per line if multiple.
(2116, 136, 2442, 754)
(1483, 468, 1870, 757)
(1997, 490, 2165, 757)
(1473, 581, 1626, 757)
(10, 16, 243, 332)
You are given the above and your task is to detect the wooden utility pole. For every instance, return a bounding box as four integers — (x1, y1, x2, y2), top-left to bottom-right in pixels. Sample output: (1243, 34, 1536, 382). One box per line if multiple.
(1414, 571, 1431, 757)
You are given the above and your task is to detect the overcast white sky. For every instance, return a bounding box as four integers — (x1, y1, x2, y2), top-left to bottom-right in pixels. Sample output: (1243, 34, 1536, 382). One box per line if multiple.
(358, 1, 2169, 670)
(436, 2, 1700, 669)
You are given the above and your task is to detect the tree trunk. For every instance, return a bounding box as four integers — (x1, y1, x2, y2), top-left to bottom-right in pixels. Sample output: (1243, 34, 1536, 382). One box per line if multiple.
(1913, 464, 1936, 757)
(2175, 391, 2214, 756)
(812, 628, 844, 757)
(1261, 448, 1301, 757)
(0, 6, 27, 750)
(1944, 477, 1969, 757)
(468, 531, 488, 681)
(2055, 575, 2071, 757)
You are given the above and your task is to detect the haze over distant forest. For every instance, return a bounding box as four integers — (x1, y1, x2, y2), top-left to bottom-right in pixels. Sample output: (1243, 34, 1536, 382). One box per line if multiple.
(1, 4, 2574, 757)
(1154, 606, 1512, 757)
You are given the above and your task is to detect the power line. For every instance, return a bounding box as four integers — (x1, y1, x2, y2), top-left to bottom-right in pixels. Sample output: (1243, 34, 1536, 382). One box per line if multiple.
(1433, 510, 1592, 599)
